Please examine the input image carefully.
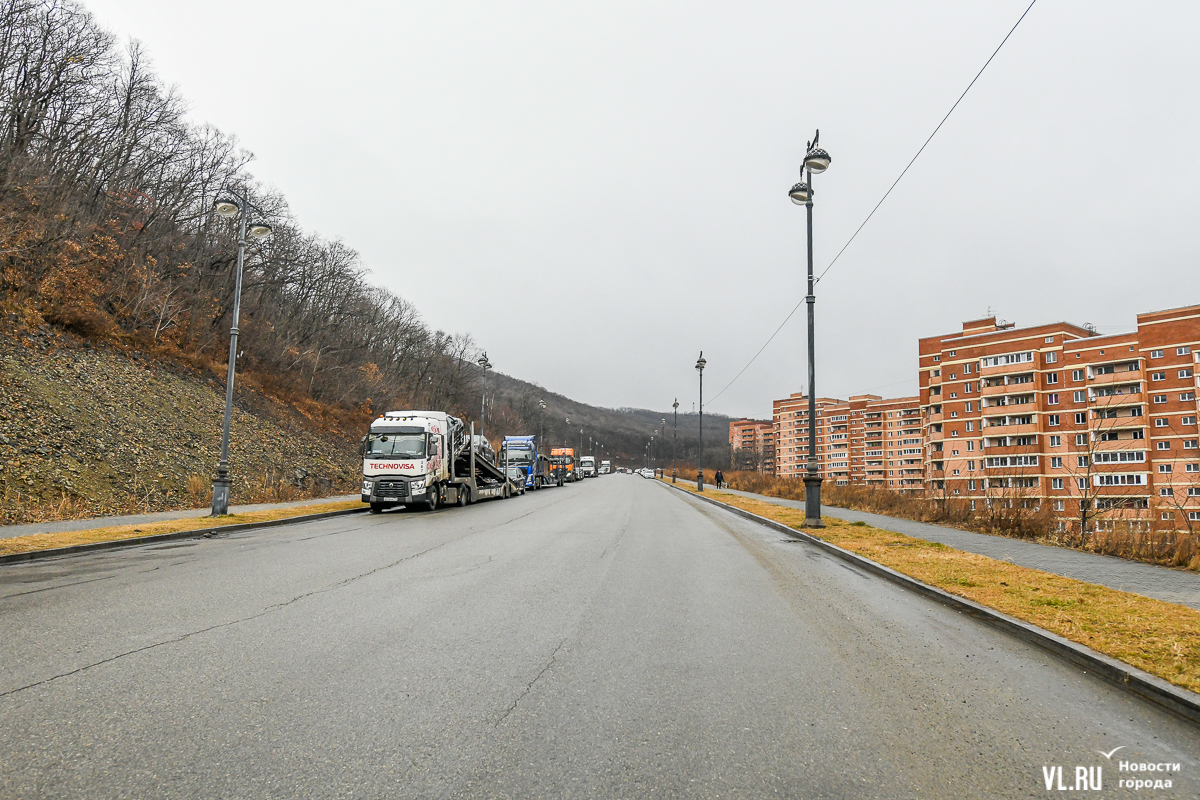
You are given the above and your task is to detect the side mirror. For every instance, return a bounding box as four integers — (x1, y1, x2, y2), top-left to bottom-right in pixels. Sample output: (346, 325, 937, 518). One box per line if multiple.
(359, 435, 367, 458)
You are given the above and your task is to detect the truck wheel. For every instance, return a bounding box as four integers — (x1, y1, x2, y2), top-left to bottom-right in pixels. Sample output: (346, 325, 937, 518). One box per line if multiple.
(534, 477, 542, 490)
(458, 487, 469, 507)
(369, 503, 383, 514)
(425, 488, 439, 511)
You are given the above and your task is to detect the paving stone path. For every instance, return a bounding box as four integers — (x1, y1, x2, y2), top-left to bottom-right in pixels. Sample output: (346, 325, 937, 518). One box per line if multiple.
(715, 486, 1200, 611)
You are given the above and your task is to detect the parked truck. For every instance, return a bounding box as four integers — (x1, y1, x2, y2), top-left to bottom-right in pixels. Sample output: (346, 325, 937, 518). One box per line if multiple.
(579, 455, 597, 478)
(550, 447, 577, 482)
(600, 460, 611, 475)
(360, 411, 516, 513)
(501, 435, 563, 489)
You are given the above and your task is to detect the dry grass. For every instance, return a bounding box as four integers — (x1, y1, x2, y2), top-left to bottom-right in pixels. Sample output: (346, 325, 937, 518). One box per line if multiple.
(0, 499, 365, 557)
(664, 479, 1200, 694)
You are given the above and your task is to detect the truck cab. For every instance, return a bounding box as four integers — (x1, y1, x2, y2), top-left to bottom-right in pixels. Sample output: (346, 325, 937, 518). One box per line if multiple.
(579, 455, 596, 478)
(501, 435, 560, 489)
(550, 447, 576, 482)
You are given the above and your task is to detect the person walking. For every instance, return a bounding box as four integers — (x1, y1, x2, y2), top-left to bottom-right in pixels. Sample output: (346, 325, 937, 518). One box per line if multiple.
(714, 469, 724, 489)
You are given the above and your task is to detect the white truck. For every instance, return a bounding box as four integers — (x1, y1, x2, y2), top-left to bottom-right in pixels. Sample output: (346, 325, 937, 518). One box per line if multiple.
(360, 411, 515, 513)
(579, 455, 597, 478)
(600, 460, 611, 475)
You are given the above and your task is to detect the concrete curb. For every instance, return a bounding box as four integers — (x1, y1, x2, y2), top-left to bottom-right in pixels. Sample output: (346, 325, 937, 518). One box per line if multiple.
(660, 480, 1200, 727)
(0, 507, 368, 566)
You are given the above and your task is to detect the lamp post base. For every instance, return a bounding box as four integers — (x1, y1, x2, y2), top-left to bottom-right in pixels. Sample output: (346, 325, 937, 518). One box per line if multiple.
(212, 476, 231, 517)
(801, 472, 824, 528)
(697, 470, 704, 492)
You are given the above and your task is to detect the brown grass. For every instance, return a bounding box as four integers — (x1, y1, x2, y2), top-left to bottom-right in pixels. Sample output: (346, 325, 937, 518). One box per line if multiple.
(0, 499, 365, 557)
(665, 479, 1200, 694)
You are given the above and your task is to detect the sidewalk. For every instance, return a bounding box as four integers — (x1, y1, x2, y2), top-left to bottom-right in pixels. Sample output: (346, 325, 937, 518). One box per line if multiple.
(0, 495, 360, 540)
(713, 486, 1200, 611)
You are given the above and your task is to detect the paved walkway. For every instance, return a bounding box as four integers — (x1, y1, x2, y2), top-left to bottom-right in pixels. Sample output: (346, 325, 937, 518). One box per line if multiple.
(0, 495, 359, 540)
(714, 487, 1200, 611)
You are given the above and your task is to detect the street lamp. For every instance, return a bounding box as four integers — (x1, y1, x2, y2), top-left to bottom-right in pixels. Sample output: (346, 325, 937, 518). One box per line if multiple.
(789, 129, 830, 528)
(651, 432, 656, 475)
(696, 352, 706, 491)
(672, 398, 679, 483)
(538, 399, 546, 455)
(477, 352, 492, 448)
(210, 189, 272, 516)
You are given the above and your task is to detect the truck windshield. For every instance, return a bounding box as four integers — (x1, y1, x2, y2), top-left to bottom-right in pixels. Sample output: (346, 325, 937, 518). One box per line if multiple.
(503, 446, 534, 464)
(367, 434, 426, 458)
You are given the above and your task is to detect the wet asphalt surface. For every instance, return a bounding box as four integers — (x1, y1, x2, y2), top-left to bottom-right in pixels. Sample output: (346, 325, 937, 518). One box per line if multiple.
(1, 476, 1197, 798)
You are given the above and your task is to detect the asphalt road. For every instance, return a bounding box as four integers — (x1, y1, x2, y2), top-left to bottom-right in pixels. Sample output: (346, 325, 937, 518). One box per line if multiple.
(1, 476, 1197, 799)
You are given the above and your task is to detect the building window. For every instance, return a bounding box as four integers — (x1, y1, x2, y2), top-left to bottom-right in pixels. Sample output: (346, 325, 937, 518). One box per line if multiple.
(1049, 414, 1060, 426)
(1154, 395, 1168, 404)
(933, 355, 940, 362)
(1046, 351, 1058, 363)
(1180, 369, 1194, 379)
(932, 369, 941, 377)
(952, 469, 960, 475)
(1133, 429, 1145, 439)
(965, 421, 974, 431)
(950, 411, 958, 418)
(949, 350, 956, 356)
(1045, 336, 1055, 343)
(1047, 373, 1059, 384)
(1048, 393, 1059, 404)
(1182, 392, 1196, 401)
(1184, 416, 1197, 426)
(1151, 349, 1164, 358)
(1191, 512, 1200, 522)
(1050, 435, 1061, 447)
(1075, 433, 1086, 446)
(1161, 488, 1174, 497)
(1073, 391, 1085, 403)
(1051, 457, 1062, 468)
(1152, 372, 1166, 381)
(1077, 456, 1089, 467)
(964, 364, 973, 374)
(1188, 464, 1200, 473)
(950, 392, 957, 399)
(1159, 464, 1172, 473)
(1157, 441, 1171, 450)
(1074, 412, 1086, 424)
(1078, 478, 1087, 490)
(1155, 418, 1169, 427)
(1052, 478, 1063, 490)
(966, 402, 973, 412)
(966, 440, 975, 451)
(1178, 346, 1192, 356)
(1162, 512, 1172, 521)
(1072, 369, 1084, 381)
(967, 460, 975, 471)
(1186, 440, 1199, 449)
(952, 449, 960, 456)
(1054, 500, 1065, 511)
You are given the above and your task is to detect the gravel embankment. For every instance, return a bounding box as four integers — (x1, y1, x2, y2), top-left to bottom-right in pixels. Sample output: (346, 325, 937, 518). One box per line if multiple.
(0, 324, 359, 524)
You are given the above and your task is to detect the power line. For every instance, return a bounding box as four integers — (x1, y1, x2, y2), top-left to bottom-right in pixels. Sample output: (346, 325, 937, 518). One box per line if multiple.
(708, 0, 1037, 406)
(815, 0, 1037, 285)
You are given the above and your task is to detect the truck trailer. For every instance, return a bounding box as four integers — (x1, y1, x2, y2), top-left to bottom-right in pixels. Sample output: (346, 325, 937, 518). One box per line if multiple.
(360, 411, 516, 513)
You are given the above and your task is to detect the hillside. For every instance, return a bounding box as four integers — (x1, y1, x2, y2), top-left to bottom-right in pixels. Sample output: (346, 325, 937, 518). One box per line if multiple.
(0, 319, 733, 524)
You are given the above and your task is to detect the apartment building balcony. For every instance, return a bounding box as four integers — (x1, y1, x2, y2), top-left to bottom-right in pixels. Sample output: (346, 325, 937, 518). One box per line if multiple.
(982, 418, 1038, 436)
(925, 412, 944, 423)
(1089, 369, 1141, 385)
(1093, 438, 1148, 453)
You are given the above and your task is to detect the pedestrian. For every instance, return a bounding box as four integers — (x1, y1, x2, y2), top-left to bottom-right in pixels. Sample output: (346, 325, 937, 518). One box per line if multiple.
(714, 469, 724, 489)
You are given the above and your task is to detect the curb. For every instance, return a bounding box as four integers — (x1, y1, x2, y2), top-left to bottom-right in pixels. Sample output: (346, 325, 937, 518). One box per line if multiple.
(0, 507, 368, 566)
(660, 480, 1200, 727)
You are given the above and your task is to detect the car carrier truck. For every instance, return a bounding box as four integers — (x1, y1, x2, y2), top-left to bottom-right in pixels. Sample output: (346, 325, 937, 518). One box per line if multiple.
(360, 411, 516, 512)
(501, 435, 563, 489)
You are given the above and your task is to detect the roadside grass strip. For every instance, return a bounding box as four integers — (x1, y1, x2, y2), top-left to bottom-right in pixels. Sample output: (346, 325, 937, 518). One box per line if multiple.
(0, 500, 366, 557)
(666, 481, 1200, 694)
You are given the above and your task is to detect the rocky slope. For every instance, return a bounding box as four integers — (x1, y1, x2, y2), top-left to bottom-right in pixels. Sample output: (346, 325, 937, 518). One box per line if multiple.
(0, 322, 359, 524)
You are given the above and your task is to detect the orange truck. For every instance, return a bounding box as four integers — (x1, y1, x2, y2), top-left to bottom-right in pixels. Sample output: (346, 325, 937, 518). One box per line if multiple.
(550, 447, 577, 482)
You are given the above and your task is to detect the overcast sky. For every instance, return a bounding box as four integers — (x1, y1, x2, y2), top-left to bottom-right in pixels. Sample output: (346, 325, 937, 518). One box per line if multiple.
(85, 0, 1200, 419)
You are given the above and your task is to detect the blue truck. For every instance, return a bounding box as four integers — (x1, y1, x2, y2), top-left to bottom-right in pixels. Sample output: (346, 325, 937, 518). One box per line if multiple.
(500, 435, 562, 490)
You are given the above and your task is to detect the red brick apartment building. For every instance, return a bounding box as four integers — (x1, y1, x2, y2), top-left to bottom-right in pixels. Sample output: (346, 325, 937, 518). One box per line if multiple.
(728, 418, 775, 474)
(920, 306, 1200, 534)
(773, 393, 922, 488)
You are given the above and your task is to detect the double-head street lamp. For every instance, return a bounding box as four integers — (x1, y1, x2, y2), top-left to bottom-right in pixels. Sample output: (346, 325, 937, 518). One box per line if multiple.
(696, 352, 706, 491)
(788, 130, 831, 528)
(672, 398, 679, 483)
(477, 352, 492, 446)
(211, 189, 272, 516)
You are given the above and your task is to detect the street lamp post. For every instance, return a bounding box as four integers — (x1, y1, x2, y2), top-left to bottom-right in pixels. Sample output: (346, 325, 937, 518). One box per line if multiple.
(672, 398, 679, 483)
(477, 352, 492, 448)
(210, 189, 272, 516)
(696, 352, 706, 491)
(538, 399, 546, 455)
(651, 433, 656, 475)
(788, 129, 831, 528)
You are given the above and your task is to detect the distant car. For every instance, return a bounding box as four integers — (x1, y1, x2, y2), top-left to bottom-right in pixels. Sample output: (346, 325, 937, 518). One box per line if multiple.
(638, 468, 654, 478)
(505, 466, 527, 495)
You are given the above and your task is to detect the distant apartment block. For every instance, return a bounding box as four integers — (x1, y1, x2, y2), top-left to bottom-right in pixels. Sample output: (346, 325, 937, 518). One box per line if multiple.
(773, 393, 921, 488)
(920, 306, 1200, 534)
(729, 418, 775, 474)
